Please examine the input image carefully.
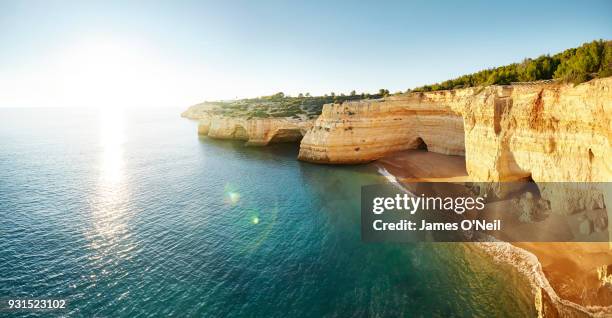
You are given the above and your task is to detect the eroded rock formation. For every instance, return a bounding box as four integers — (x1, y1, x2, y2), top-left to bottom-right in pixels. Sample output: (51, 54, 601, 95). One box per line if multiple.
(298, 78, 612, 184)
(297, 95, 466, 164)
(182, 109, 313, 146)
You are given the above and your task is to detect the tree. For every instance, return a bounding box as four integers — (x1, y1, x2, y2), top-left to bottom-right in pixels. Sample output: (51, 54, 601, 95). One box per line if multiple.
(378, 89, 389, 97)
(599, 41, 612, 77)
(298, 93, 304, 98)
(554, 40, 606, 83)
(411, 40, 611, 91)
(350, 90, 356, 96)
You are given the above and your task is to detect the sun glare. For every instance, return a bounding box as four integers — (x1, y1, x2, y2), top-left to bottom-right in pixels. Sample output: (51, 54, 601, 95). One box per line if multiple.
(2, 36, 220, 108)
(98, 106, 126, 184)
(57, 40, 148, 108)
(49, 37, 196, 109)
(85, 106, 134, 261)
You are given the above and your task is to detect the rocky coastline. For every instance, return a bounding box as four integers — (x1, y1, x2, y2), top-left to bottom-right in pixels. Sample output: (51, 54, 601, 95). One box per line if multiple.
(181, 107, 313, 146)
(183, 77, 612, 316)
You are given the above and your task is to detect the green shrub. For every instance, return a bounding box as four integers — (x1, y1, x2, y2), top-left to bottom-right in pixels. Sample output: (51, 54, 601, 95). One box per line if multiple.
(413, 40, 611, 92)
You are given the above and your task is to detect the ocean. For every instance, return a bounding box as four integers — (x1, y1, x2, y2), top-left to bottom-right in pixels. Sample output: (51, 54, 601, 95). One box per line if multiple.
(0, 107, 535, 317)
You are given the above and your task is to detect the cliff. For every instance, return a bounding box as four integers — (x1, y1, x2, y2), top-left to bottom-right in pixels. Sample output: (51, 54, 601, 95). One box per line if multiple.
(201, 115, 312, 146)
(182, 106, 313, 146)
(297, 95, 466, 164)
(298, 78, 612, 184)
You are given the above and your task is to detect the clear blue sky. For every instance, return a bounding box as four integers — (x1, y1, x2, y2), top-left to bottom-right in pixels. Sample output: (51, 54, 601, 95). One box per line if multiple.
(1, 0, 611, 107)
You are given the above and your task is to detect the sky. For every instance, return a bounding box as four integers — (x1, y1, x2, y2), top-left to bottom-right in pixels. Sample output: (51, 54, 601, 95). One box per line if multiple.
(0, 0, 611, 108)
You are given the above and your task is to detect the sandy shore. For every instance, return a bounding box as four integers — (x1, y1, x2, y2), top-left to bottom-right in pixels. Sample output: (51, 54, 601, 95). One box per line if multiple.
(514, 242, 612, 307)
(376, 150, 469, 182)
(376, 150, 612, 313)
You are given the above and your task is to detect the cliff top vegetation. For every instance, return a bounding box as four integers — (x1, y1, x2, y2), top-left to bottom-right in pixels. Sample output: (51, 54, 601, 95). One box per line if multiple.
(199, 90, 387, 119)
(411, 40, 611, 92)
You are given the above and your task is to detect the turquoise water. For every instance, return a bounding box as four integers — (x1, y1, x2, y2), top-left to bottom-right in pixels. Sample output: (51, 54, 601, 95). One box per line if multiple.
(0, 108, 535, 317)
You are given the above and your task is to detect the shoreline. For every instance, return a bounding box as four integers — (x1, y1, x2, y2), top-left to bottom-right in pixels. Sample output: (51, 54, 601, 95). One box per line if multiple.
(375, 150, 612, 316)
(475, 242, 612, 317)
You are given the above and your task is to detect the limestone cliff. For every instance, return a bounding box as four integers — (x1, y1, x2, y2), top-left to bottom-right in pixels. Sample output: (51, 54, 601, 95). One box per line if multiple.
(182, 106, 313, 146)
(298, 78, 612, 184)
(297, 95, 466, 164)
(200, 115, 312, 146)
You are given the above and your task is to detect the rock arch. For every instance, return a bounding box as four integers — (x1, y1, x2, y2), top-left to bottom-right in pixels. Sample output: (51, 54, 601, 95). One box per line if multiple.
(232, 124, 249, 140)
(268, 128, 305, 144)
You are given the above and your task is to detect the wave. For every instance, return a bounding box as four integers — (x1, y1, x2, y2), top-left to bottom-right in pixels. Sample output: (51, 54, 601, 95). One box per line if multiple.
(475, 241, 612, 317)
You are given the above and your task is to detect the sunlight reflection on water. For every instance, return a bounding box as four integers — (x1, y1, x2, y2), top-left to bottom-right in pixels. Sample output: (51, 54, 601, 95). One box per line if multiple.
(86, 108, 132, 260)
(98, 107, 126, 184)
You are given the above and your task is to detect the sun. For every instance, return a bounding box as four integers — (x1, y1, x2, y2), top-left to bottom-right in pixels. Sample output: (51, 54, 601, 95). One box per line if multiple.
(56, 38, 163, 108)
(2, 35, 208, 109)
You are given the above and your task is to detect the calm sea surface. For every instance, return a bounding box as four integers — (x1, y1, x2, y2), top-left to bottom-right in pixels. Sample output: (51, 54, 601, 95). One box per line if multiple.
(0, 107, 535, 317)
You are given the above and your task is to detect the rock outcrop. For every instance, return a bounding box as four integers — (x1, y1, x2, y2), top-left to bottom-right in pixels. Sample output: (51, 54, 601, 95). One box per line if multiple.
(182, 106, 313, 146)
(297, 96, 466, 164)
(298, 77, 612, 184)
(201, 115, 312, 146)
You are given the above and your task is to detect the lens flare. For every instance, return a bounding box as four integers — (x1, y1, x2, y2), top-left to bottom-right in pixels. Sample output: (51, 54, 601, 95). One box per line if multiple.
(238, 204, 280, 254)
(223, 183, 241, 205)
(251, 216, 260, 225)
(228, 192, 240, 204)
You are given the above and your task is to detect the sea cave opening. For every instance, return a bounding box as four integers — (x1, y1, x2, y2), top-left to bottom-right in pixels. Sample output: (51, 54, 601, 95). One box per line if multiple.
(268, 128, 304, 144)
(414, 137, 428, 151)
(232, 125, 249, 140)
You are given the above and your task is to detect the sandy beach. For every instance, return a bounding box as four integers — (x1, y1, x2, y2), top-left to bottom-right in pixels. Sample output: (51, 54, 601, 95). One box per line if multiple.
(376, 150, 469, 182)
(515, 242, 612, 307)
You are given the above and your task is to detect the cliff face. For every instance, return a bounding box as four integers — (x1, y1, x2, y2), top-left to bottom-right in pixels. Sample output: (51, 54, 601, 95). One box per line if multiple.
(184, 111, 312, 146)
(298, 78, 612, 183)
(182, 102, 314, 146)
(297, 94, 467, 164)
(200, 115, 312, 145)
(464, 79, 611, 183)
